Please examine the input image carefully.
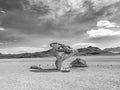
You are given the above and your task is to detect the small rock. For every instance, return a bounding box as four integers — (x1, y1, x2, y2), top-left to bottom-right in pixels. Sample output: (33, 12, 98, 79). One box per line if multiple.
(30, 65, 42, 69)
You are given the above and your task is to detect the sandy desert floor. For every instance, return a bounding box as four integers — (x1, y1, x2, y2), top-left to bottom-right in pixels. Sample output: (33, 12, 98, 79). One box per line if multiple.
(0, 56, 120, 90)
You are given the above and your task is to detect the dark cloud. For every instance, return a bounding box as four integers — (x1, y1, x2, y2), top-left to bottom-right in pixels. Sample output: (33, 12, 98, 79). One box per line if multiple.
(0, 0, 22, 11)
(0, 30, 26, 42)
(1, 10, 88, 38)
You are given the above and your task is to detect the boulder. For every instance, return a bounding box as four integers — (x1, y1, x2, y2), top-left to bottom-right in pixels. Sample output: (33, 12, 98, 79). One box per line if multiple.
(70, 58, 88, 67)
(30, 65, 43, 69)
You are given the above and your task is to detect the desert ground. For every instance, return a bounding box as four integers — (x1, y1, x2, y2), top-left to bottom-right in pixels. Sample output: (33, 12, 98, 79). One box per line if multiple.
(0, 56, 120, 90)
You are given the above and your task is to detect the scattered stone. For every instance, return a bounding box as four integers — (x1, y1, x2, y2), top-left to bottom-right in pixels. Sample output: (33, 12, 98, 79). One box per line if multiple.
(30, 65, 42, 69)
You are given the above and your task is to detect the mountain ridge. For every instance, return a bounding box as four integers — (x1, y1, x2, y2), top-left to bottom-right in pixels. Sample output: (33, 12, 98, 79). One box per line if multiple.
(0, 46, 120, 59)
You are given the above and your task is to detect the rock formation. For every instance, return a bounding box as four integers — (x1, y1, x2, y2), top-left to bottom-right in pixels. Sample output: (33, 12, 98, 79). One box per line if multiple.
(50, 42, 77, 70)
(70, 58, 88, 67)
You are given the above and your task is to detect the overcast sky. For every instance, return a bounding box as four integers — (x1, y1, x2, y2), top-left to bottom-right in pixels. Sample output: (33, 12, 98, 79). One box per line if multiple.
(0, 0, 120, 54)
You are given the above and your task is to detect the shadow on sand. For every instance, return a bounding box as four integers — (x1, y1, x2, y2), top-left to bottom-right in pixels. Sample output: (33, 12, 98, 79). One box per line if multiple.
(30, 68, 60, 73)
(30, 67, 87, 73)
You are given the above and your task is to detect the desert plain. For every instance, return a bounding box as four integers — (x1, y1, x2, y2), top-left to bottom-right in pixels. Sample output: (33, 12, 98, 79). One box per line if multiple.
(0, 56, 120, 90)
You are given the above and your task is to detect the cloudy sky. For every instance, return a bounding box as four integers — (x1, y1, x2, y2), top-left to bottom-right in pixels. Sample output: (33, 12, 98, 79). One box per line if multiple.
(0, 0, 120, 54)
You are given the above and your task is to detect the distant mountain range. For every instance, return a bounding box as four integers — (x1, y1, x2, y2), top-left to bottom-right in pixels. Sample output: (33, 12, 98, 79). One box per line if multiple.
(104, 47, 120, 54)
(0, 46, 120, 59)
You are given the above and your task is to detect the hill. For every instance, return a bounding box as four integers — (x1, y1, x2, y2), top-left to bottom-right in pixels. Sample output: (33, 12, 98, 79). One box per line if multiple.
(104, 47, 120, 54)
(0, 46, 119, 59)
(0, 49, 53, 59)
(77, 46, 112, 55)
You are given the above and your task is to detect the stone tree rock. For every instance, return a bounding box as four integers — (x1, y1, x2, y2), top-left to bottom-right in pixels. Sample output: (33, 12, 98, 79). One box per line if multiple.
(50, 42, 75, 70)
(70, 58, 88, 67)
